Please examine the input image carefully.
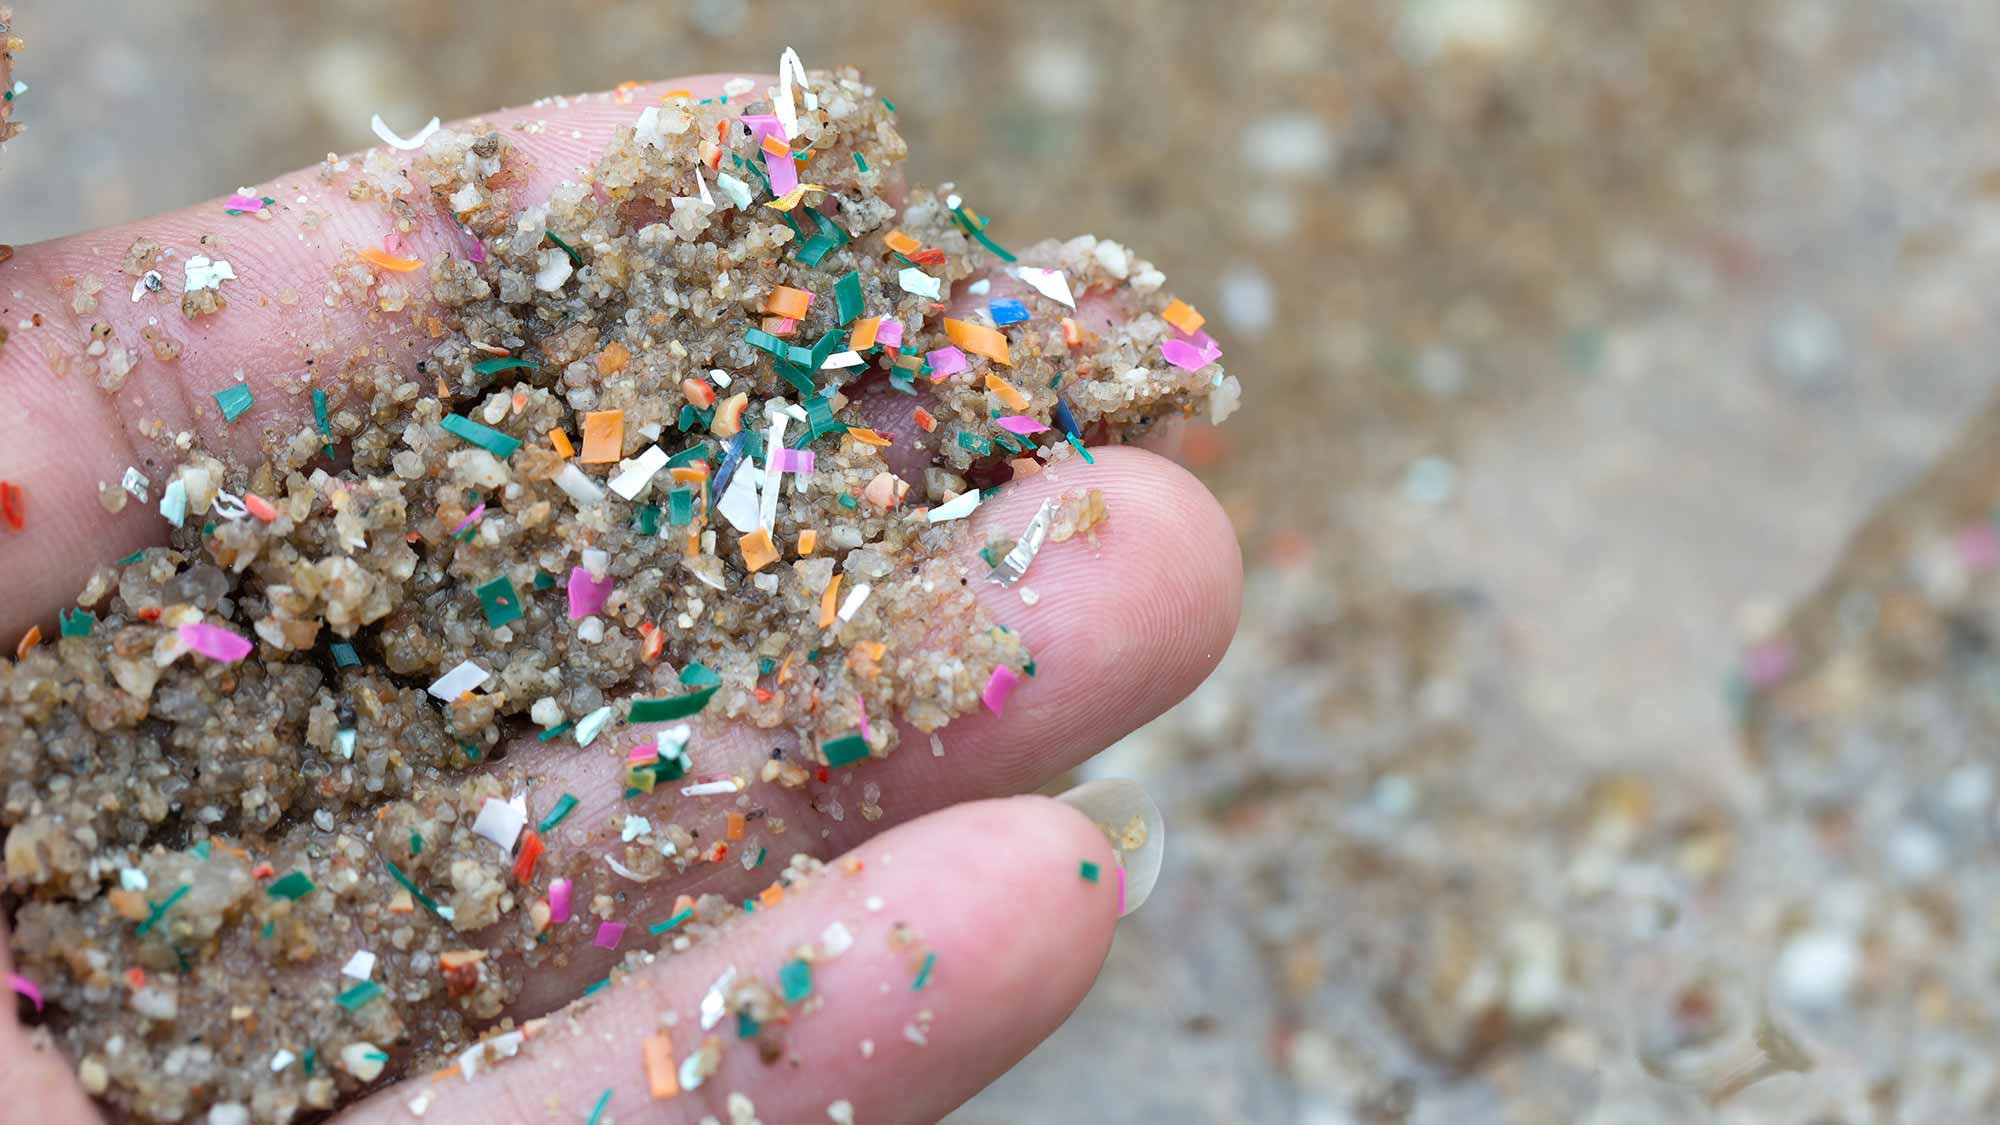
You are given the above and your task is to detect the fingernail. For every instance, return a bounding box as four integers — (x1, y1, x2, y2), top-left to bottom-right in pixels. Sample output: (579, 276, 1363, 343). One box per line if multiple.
(1056, 778, 1164, 918)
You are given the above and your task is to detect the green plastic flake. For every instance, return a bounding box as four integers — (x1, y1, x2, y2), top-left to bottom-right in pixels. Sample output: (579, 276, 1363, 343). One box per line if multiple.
(537, 793, 579, 834)
(303, 1048, 316, 1075)
(677, 403, 715, 432)
(116, 548, 147, 565)
(837, 493, 858, 510)
(1079, 860, 1101, 883)
(635, 505, 659, 536)
(806, 648, 819, 663)
(780, 958, 812, 1004)
(957, 432, 993, 455)
(384, 859, 445, 917)
(821, 733, 870, 768)
(758, 657, 776, 676)
(679, 662, 721, 688)
(1067, 432, 1095, 464)
(335, 980, 383, 1011)
(57, 608, 94, 637)
(992, 430, 1029, 455)
(135, 884, 190, 936)
(854, 152, 869, 172)
(736, 1012, 761, 1039)
(951, 204, 1018, 263)
(744, 328, 789, 358)
(881, 96, 897, 112)
(476, 575, 523, 628)
(213, 383, 254, 423)
(193, 840, 212, 860)
(330, 641, 360, 667)
(536, 719, 575, 742)
(667, 443, 711, 469)
(627, 686, 718, 722)
(754, 846, 766, 867)
(261, 921, 274, 939)
(796, 207, 851, 267)
(583, 977, 611, 997)
(834, 271, 864, 325)
(543, 230, 583, 266)
(533, 570, 557, 590)
(469, 356, 539, 376)
(808, 329, 848, 373)
(1023, 660, 1037, 677)
(668, 487, 694, 527)
(313, 388, 333, 455)
(913, 951, 937, 991)
(774, 358, 817, 398)
(743, 898, 756, 913)
(440, 414, 521, 458)
(410, 831, 423, 857)
(266, 871, 316, 900)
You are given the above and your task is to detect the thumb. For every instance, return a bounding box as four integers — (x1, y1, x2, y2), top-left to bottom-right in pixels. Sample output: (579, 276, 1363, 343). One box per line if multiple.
(0, 912, 105, 1123)
(333, 796, 1121, 1125)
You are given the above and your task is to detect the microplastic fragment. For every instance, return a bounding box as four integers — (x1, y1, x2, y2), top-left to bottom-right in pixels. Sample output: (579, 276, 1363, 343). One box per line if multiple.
(554, 462, 606, 506)
(1160, 338, 1211, 372)
(821, 921, 854, 957)
(538, 793, 579, 834)
(371, 112, 441, 150)
(8, 973, 44, 1012)
(439, 414, 521, 458)
(587, 1088, 612, 1125)
(342, 951, 377, 980)
(1016, 266, 1076, 308)
(780, 959, 813, 1004)
(898, 267, 942, 299)
(330, 641, 360, 667)
(875, 319, 905, 348)
(608, 444, 671, 499)
(575, 706, 616, 747)
(990, 497, 1055, 586)
(989, 298, 1029, 325)
(57, 608, 95, 638)
(183, 254, 236, 292)
(549, 878, 573, 924)
(982, 665, 1022, 716)
(269, 1049, 296, 1073)
(837, 582, 873, 622)
(567, 566, 614, 620)
(716, 171, 753, 209)
(476, 575, 522, 628)
(995, 415, 1049, 435)
(758, 412, 791, 532)
(822, 733, 870, 768)
(1079, 860, 1101, 883)
(650, 908, 694, 936)
(716, 460, 762, 532)
(925, 346, 968, 377)
(594, 922, 627, 949)
(213, 383, 254, 423)
(335, 980, 383, 1011)
(628, 686, 718, 722)
(469, 355, 537, 375)
(265, 871, 316, 900)
(427, 659, 490, 700)
(471, 796, 527, 853)
(644, 1034, 680, 1099)
(1162, 298, 1207, 335)
(120, 466, 150, 503)
(700, 967, 738, 1029)
(180, 622, 253, 662)
(913, 951, 937, 990)
(770, 448, 815, 474)
(681, 779, 741, 797)
(580, 410, 626, 464)
(821, 350, 864, 369)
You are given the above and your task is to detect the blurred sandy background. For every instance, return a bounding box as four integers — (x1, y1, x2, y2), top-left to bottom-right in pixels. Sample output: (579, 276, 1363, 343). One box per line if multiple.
(14, 0, 2000, 1120)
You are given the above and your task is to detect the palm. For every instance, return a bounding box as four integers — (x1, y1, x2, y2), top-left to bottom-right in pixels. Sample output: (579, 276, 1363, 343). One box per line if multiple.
(0, 73, 1238, 1123)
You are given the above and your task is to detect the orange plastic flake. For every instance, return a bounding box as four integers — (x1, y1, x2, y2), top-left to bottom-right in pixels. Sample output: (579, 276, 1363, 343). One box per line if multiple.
(512, 830, 544, 883)
(681, 378, 717, 409)
(819, 574, 843, 629)
(1061, 317, 1083, 347)
(643, 1034, 680, 1100)
(758, 883, 785, 909)
(669, 465, 708, 484)
(430, 1066, 461, 1083)
(242, 494, 278, 522)
(946, 318, 1012, 365)
(15, 625, 40, 660)
(754, 687, 774, 703)
(712, 392, 748, 437)
(764, 286, 813, 320)
(797, 529, 818, 556)
(662, 88, 692, 101)
(1011, 457, 1042, 477)
(579, 410, 625, 463)
(673, 894, 696, 915)
(778, 652, 795, 685)
(883, 229, 921, 256)
(639, 621, 665, 662)
(359, 247, 424, 273)
(761, 133, 791, 158)
(549, 429, 575, 459)
(846, 427, 893, 448)
(596, 341, 631, 375)
(739, 527, 779, 572)
(985, 374, 1031, 411)
(849, 317, 880, 351)
(912, 408, 937, 433)
(863, 472, 907, 509)
(125, 967, 147, 990)
(426, 316, 445, 338)
(1161, 298, 1207, 335)
(0, 480, 23, 530)
(726, 812, 746, 841)
(855, 639, 887, 663)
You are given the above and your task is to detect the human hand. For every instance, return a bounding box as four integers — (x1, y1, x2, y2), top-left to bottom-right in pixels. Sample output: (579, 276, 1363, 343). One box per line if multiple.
(0, 72, 1240, 1123)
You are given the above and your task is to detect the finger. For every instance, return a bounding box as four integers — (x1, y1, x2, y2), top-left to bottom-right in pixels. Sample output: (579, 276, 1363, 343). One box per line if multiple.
(0, 915, 104, 1124)
(0, 73, 769, 639)
(477, 444, 1236, 1015)
(336, 796, 1119, 1125)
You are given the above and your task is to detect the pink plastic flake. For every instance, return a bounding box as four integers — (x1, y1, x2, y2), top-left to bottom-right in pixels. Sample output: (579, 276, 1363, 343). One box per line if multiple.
(1161, 326, 1223, 373)
(995, 415, 1048, 436)
(451, 503, 486, 536)
(925, 346, 968, 378)
(594, 922, 627, 949)
(180, 622, 253, 662)
(549, 878, 572, 925)
(857, 694, 872, 740)
(7, 972, 43, 1012)
(766, 148, 798, 196)
(770, 448, 815, 474)
(224, 194, 266, 213)
(981, 664, 1023, 716)
(874, 320, 904, 348)
(568, 567, 614, 620)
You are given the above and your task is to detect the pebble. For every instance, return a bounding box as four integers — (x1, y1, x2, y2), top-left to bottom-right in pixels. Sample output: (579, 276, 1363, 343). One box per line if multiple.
(1773, 929, 1859, 1013)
